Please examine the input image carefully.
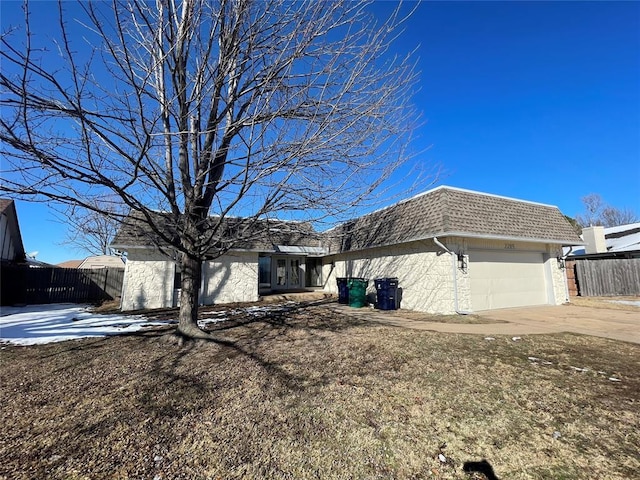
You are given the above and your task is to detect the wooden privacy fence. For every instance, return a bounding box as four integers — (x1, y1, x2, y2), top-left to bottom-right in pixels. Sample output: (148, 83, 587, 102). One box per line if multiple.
(574, 258, 640, 297)
(0, 266, 124, 306)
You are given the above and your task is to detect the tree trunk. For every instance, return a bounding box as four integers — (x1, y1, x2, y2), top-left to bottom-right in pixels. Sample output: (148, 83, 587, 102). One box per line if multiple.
(176, 253, 210, 339)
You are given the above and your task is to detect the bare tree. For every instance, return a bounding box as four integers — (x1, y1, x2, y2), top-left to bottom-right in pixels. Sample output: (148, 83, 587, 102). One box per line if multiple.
(59, 201, 127, 256)
(1, 0, 422, 338)
(599, 206, 639, 227)
(575, 194, 638, 228)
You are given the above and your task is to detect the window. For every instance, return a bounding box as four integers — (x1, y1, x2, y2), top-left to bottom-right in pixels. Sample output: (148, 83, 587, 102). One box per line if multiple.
(305, 257, 322, 287)
(173, 265, 182, 290)
(259, 255, 271, 286)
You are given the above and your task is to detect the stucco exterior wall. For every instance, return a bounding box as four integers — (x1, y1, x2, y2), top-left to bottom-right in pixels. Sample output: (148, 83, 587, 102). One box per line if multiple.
(122, 249, 260, 310)
(549, 246, 570, 305)
(121, 238, 569, 313)
(322, 237, 570, 314)
(121, 249, 175, 311)
(201, 252, 259, 305)
(323, 240, 457, 314)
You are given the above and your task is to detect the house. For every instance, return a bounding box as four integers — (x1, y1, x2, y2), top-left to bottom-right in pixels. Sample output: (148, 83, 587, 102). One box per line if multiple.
(564, 223, 640, 296)
(0, 199, 26, 264)
(565, 223, 640, 258)
(57, 259, 84, 269)
(112, 214, 326, 310)
(57, 255, 126, 269)
(111, 186, 582, 313)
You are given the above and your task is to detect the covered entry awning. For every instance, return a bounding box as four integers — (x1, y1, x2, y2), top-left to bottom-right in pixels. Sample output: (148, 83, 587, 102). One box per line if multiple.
(274, 245, 327, 255)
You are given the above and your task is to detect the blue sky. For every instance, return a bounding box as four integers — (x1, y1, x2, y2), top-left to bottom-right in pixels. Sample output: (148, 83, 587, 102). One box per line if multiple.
(2, 1, 639, 264)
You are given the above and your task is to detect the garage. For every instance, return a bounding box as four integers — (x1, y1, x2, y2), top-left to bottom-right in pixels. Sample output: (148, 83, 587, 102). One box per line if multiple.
(470, 250, 549, 311)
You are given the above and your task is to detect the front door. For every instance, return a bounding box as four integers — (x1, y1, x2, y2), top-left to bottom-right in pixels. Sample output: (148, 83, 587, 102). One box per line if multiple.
(273, 256, 302, 290)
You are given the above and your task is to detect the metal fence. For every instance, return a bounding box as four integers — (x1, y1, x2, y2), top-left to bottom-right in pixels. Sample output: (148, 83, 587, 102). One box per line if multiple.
(574, 258, 640, 297)
(0, 266, 124, 306)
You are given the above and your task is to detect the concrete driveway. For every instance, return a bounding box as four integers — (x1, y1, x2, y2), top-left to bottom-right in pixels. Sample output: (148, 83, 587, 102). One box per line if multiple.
(327, 303, 640, 344)
(474, 305, 640, 344)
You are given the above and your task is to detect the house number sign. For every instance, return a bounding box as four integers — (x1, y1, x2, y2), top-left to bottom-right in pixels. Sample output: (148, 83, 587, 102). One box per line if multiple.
(504, 243, 516, 250)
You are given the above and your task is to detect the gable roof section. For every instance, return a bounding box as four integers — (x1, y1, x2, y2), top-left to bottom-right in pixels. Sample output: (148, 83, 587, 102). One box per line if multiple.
(57, 259, 84, 269)
(328, 186, 582, 253)
(0, 198, 26, 262)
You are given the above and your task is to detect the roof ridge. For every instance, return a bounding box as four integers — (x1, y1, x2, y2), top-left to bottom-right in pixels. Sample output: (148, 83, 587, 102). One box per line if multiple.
(434, 186, 559, 209)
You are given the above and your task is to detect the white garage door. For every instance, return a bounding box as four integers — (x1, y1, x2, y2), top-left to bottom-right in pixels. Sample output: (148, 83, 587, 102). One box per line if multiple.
(470, 250, 548, 311)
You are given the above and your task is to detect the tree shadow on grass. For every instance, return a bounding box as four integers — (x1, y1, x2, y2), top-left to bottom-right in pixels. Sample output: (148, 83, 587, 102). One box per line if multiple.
(0, 298, 398, 476)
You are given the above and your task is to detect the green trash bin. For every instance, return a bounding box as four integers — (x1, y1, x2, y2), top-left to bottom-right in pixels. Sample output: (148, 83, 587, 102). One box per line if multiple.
(348, 278, 368, 308)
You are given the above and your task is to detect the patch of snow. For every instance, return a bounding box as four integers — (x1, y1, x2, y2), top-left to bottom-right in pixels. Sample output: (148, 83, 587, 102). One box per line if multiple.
(244, 302, 298, 317)
(197, 317, 228, 328)
(608, 377, 622, 382)
(200, 311, 227, 317)
(0, 304, 173, 346)
(608, 300, 640, 307)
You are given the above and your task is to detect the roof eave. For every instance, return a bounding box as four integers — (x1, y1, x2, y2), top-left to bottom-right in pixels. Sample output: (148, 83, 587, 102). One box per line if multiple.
(436, 231, 585, 246)
(329, 230, 584, 255)
(109, 244, 156, 251)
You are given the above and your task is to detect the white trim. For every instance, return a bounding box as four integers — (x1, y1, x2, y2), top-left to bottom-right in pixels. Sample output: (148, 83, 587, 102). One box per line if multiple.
(407, 185, 559, 208)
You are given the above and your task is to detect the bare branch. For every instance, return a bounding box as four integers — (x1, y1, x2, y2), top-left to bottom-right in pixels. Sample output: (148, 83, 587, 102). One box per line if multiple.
(0, 0, 430, 335)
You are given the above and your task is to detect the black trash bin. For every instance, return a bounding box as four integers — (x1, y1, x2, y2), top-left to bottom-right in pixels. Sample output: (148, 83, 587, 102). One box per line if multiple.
(374, 277, 399, 310)
(336, 277, 349, 304)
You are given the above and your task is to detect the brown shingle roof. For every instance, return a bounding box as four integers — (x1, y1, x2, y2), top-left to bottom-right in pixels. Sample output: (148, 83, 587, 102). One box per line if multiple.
(56, 259, 84, 269)
(111, 211, 323, 254)
(327, 186, 582, 253)
(111, 187, 582, 256)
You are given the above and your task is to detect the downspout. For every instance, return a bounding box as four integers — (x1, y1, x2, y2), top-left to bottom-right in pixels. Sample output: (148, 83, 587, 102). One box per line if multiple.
(433, 237, 473, 315)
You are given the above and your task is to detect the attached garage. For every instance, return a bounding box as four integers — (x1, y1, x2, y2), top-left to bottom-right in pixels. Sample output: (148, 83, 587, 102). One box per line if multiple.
(470, 250, 549, 311)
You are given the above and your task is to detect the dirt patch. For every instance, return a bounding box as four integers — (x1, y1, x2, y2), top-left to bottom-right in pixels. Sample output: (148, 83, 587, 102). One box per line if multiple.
(383, 309, 507, 324)
(1, 305, 638, 479)
(568, 296, 640, 311)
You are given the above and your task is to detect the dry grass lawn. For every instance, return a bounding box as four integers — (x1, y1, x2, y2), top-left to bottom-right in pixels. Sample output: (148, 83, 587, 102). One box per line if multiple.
(1, 301, 638, 480)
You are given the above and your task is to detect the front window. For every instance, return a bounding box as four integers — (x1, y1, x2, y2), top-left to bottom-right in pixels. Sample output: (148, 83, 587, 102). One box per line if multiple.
(258, 255, 271, 287)
(305, 257, 323, 287)
(276, 258, 287, 286)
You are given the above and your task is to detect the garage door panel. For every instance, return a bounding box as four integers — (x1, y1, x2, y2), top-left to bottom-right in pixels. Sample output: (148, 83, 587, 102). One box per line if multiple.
(470, 250, 547, 311)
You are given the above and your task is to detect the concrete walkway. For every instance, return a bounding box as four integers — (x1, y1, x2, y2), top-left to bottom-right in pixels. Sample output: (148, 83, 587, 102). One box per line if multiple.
(325, 303, 640, 344)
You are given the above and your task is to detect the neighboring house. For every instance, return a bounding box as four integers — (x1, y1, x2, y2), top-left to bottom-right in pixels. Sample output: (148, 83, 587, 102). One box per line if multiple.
(565, 223, 640, 258)
(57, 259, 84, 269)
(0, 199, 26, 264)
(111, 186, 582, 313)
(564, 223, 640, 297)
(58, 255, 126, 269)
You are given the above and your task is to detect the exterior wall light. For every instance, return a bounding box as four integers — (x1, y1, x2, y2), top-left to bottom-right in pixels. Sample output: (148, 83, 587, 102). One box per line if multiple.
(557, 256, 565, 269)
(458, 253, 468, 273)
